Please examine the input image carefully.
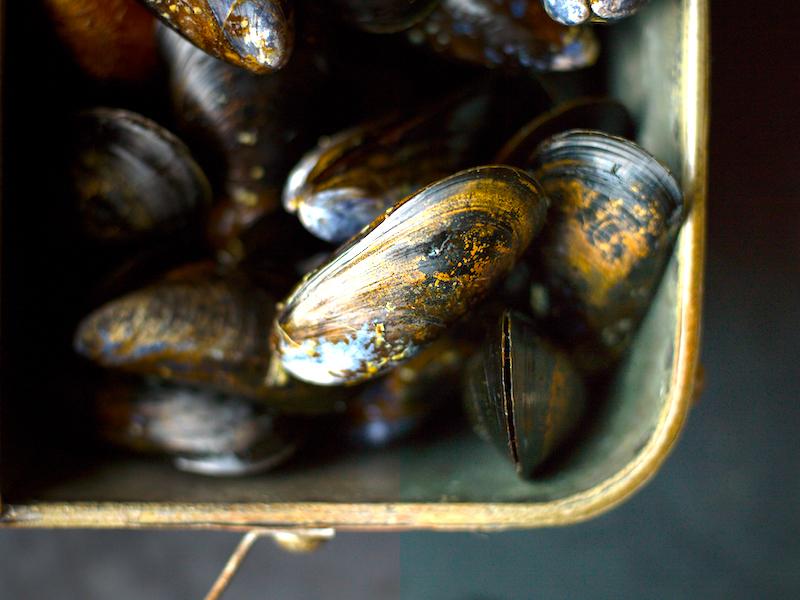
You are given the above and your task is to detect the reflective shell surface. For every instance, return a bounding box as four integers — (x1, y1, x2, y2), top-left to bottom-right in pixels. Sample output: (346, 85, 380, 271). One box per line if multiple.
(529, 129, 684, 372)
(139, 0, 293, 72)
(274, 166, 549, 385)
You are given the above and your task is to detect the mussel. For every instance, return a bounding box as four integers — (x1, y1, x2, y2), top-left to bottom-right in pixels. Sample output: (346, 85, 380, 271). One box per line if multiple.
(407, 0, 599, 74)
(159, 23, 329, 261)
(464, 310, 586, 478)
(331, 0, 440, 33)
(138, 0, 293, 72)
(529, 129, 684, 371)
(343, 338, 467, 447)
(282, 91, 491, 243)
(95, 376, 304, 476)
(75, 263, 275, 395)
(542, 0, 649, 25)
(43, 0, 158, 81)
(70, 108, 211, 244)
(273, 166, 549, 386)
(495, 97, 634, 166)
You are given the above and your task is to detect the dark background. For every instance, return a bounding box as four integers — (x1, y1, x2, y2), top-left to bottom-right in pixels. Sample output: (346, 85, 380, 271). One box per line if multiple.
(1, 1, 798, 598)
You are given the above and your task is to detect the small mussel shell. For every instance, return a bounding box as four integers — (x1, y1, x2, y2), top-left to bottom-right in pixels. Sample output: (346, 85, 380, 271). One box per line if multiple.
(70, 108, 211, 244)
(138, 0, 293, 72)
(495, 97, 633, 166)
(274, 166, 549, 386)
(160, 23, 328, 261)
(96, 377, 303, 476)
(464, 310, 586, 478)
(43, 0, 157, 81)
(332, 0, 440, 33)
(283, 92, 491, 243)
(74, 263, 275, 396)
(344, 338, 466, 447)
(542, 0, 649, 25)
(407, 0, 599, 74)
(530, 129, 684, 371)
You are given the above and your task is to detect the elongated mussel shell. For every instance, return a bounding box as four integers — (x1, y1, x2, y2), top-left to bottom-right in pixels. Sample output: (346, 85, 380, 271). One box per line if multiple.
(96, 376, 304, 476)
(495, 97, 633, 166)
(70, 108, 211, 243)
(43, 0, 158, 81)
(138, 0, 293, 72)
(529, 130, 684, 372)
(464, 310, 586, 478)
(274, 166, 549, 386)
(542, 0, 649, 25)
(159, 24, 328, 261)
(331, 0, 440, 33)
(283, 92, 491, 243)
(344, 338, 467, 447)
(75, 263, 274, 395)
(407, 0, 598, 74)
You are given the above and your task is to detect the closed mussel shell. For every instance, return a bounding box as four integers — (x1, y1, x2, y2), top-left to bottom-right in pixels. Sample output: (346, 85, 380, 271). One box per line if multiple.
(74, 263, 275, 396)
(283, 91, 492, 243)
(70, 108, 211, 244)
(138, 0, 293, 72)
(464, 310, 586, 478)
(407, 0, 599, 74)
(96, 376, 304, 476)
(159, 23, 329, 261)
(530, 129, 684, 372)
(542, 0, 649, 26)
(43, 0, 158, 81)
(274, 166, 549, 386)
(344, 338, 468, 447)
(331, 0, 440, 33)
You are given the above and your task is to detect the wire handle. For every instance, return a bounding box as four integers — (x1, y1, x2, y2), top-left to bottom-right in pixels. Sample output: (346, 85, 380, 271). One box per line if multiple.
(204, 528, 335, 599)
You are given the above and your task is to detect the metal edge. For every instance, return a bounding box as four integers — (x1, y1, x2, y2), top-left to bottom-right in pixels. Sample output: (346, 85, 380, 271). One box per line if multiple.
(0, 0, 6, 516)
(0, 0, 709, 531)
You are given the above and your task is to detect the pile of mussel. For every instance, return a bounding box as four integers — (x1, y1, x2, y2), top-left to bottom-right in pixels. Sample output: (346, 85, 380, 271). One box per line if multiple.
(41, 0, 682, 479)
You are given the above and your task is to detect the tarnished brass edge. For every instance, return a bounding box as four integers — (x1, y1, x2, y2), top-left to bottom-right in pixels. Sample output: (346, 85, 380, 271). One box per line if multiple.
(0, 0, 6, 517)
(0, 0, 708, 531)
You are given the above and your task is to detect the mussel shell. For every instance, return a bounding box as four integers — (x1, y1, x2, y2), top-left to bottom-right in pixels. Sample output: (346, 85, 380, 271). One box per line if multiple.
(282, 92, 491, 243)
(464, 310, 586, 478)
(332, 0, 440, 33)
(159, 22, 329, 261)
(495, 97, 634, 166)
(70, 108, 211, 244)
(407, 0, 599, 74)
(43, 0, 158, 81)
(274, 166, 549, 386)
(139, 0, 293, 72)
(543, 0, 649, 25)
(96, 376, 304, 476)
(74, 263, 275, 395)
(344, 338, 467, 447)
(530, 129, 684, 371)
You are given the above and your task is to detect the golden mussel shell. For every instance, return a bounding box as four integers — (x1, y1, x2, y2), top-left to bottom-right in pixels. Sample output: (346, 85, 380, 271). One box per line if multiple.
(464, 310, 586, 478)
(43, 0, 158, 82)
(273, 165, 549, 386)
(542, 0, 650, 26)
(74, 263, 274, 395)
(70, 108, 211, 244)
(529, 129, 684, 372)
(282, 91, 491, 243)
(407, 0, 599, 74)
(138, 0, 293, 72)
(96, 376, 304, 476)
